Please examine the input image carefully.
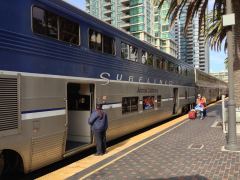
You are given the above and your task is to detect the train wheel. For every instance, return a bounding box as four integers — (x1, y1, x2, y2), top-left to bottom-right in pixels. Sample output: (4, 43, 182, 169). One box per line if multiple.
(0, 153, 4, 176)
(1, 150, 23, 178)
(181, 105, 189, 115)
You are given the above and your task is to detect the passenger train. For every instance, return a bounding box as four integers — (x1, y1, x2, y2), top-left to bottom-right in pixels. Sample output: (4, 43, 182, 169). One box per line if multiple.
(0, 0, 227, 176)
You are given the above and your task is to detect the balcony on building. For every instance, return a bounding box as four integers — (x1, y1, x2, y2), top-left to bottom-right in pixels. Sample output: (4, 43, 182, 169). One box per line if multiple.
(120, 22, 130, 29)
(103, 1, 111, 9)
(103, 15, 112, 23)
(121, 13, 131, 20)
(104, 9, 112, 16)
(121, 0, 130, 6)
(121, 6, 130, 12)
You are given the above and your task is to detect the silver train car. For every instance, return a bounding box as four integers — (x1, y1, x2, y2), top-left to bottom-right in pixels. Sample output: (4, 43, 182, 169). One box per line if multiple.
(0, 0, 227, 176)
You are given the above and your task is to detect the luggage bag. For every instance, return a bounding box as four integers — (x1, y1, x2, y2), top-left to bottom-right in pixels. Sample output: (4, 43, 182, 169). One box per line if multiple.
(188, 110, 196, 119)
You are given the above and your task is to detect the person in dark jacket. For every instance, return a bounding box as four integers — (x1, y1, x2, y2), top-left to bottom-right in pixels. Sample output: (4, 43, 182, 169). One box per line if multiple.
(88, 103, 108, 155)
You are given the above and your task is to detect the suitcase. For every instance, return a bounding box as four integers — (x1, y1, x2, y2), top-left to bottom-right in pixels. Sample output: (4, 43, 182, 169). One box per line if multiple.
(188, 110, 196, 119)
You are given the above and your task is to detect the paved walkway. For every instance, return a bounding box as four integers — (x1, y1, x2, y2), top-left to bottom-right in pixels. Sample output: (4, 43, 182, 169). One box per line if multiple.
(38, 102, 240, 180)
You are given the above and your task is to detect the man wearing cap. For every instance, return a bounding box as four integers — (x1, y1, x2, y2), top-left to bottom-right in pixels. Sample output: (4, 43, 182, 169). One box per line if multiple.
(88, 103, 108, 155)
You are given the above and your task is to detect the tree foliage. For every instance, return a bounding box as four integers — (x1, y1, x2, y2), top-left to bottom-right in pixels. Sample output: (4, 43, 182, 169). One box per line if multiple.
(152, 0, 226, 51)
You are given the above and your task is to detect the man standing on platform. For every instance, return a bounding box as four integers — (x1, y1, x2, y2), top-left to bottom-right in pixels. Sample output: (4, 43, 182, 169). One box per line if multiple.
(88, 103, 108, 155)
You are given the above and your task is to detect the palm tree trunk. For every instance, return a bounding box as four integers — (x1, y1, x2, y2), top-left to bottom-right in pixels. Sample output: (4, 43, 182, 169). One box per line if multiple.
(233, 0, 240, 108)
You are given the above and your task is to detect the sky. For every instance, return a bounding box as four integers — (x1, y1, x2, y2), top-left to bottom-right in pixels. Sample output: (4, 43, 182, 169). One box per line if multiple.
(63, 0, 227, 73)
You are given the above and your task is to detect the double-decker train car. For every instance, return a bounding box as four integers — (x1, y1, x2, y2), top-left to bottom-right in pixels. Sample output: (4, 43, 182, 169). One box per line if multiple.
(195, 69, 228, 104)
(0, 0, 227, 176)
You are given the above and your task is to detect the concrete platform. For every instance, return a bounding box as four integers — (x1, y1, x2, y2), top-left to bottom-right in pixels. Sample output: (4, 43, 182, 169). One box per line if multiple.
(37, 102, 240, 180)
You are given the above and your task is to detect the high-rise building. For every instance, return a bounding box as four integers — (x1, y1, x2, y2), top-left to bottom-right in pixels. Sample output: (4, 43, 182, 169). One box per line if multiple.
(154, 1, 177, 57)
(174, 4, 209, 73)
(86, 0, 177, 57)
(86, 0, 155, 45)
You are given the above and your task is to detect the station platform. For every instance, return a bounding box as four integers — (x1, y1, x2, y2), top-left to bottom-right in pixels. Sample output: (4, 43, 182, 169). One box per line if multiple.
(37, 101, 240, 180)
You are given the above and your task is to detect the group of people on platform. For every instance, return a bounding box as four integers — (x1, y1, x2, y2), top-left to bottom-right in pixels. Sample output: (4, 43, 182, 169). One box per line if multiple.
(194, 94, 207, 120)
(88, 93, 207, 156)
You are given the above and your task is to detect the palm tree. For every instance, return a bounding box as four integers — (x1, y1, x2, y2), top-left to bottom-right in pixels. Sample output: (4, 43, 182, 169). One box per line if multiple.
(153, 0, 240, 107)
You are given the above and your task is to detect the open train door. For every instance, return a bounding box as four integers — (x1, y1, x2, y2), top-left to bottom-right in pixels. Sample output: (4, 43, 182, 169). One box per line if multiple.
(173, 88, 179, 114)
(65, 83, 94, 152)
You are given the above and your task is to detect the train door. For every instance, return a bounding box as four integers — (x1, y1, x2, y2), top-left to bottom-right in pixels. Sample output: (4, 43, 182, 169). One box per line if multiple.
(173, 88, 178, 114)
(65, 83, 94, 152)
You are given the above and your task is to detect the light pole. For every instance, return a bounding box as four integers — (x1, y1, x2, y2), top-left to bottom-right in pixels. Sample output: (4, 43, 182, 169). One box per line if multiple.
(224, 0, 240, 151)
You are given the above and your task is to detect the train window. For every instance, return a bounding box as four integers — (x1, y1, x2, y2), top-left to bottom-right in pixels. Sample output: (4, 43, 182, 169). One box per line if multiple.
(103, 35, 115, 55)
(143, 96, 154, 110)
(168, 62, 175, 72)
(178, 66, 182, 74)
(146, 53, 153, 66)
(157, 96, 162, 108)
(59, 17, 79, 45)
(89, 29, 115, 55)
(122, 97, 138, 114)
(141, 51, 153, 66)
(32, 7, 58, 39)
(121, 42, 138, 61)
(89, 29, 102, 51)
(164, 60, 168, 71)
(32, 6, 80, 45)
(141, 50, 147, 64)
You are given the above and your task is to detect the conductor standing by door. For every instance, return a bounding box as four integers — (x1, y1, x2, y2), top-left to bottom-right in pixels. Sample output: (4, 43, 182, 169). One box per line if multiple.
(88, 103, 108, 155)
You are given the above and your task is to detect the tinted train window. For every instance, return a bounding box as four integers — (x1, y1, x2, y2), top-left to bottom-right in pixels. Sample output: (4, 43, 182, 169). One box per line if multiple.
(122, 97, 138, 114)
(32, 6, 80, 45)
(89, 29, 102, 51)
(121, 42, 138, 61)
(143, 96, 154, 110)
(157, 95, 161, 108)
(59, 17, 79, 45)
(142, 51, 153, 66)
(156, 58, 165, 69)
(103, 35, 115, 55)
(89, 29, 115, 55)
(32, 7, 58, 39)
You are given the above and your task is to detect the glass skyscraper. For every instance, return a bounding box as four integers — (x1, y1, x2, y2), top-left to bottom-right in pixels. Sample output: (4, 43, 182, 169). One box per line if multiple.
(86, 0, 177, 57)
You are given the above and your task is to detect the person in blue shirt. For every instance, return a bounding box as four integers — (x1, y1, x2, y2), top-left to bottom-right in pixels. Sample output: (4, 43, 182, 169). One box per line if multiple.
(88, 103, 108, 155)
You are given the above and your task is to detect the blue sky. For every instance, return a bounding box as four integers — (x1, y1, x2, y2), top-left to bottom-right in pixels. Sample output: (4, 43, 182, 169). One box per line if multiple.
(64, 0, 227, 73)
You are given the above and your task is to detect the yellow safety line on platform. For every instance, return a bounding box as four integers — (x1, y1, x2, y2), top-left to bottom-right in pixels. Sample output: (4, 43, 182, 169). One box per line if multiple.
(37, 102, 220, 180)
(37, 114, 189, 180)
(80, 119, 188, 180)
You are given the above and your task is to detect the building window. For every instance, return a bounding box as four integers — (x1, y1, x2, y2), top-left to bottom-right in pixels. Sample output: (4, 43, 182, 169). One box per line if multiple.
(122, 97, 139, 114)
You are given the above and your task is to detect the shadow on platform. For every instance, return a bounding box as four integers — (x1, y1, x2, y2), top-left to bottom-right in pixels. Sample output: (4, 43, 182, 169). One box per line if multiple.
(154, 174, 208, 180)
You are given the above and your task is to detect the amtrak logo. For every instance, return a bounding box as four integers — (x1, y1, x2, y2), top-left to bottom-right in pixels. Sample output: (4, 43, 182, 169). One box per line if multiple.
(100, 72, 173, 85)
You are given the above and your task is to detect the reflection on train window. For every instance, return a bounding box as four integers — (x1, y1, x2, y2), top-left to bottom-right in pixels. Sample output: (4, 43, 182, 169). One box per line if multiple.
(122, 97, 138, 114)
(142, 51, 153, 66)
(121, 42, 138, 62)
(157, 95, 161, 108)
(59, 17, 79, 45)
(89, 29, 102, 51)
(32, 7, 58, 39)
(32, 6, 80, 45)
(143, 96, 154, 110)
(89, 29, 115, 55)
(185, 90, 188, 99)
